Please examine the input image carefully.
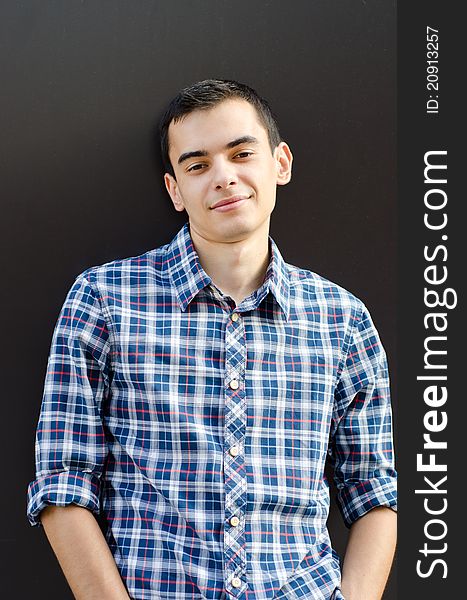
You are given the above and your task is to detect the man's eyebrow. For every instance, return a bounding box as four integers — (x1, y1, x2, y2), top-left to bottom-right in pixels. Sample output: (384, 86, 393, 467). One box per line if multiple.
(178, 150, 208, 165)
(177, 136, 260, 166)
(226, 135, 260, 149)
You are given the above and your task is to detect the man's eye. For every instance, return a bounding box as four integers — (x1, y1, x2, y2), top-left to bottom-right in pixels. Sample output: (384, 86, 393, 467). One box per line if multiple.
(187, 163, 206, 172)
(235, 152, 253, 158)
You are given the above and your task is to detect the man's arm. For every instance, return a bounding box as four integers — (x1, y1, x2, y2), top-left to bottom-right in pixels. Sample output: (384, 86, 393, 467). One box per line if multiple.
(26, 275, 125, 597)
(340, 507, 397, 600)
(330, 304, 397, 599)
(41, 505, 130, 600)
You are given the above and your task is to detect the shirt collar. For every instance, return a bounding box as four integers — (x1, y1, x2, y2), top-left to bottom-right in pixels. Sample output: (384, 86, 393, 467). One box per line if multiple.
(165, 222, 290, 320)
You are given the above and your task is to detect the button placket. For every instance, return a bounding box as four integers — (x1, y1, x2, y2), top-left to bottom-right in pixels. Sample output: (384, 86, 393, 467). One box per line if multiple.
(223, 311, 248, 595)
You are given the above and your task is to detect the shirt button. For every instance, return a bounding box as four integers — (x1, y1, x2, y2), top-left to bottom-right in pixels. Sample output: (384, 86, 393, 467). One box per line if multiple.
(231, 312, 240, 322)
(230, 516, 240, 527)
(231, 577, 242, 588)
(229, 379, 239, 390)
(229, 445, 239, 457)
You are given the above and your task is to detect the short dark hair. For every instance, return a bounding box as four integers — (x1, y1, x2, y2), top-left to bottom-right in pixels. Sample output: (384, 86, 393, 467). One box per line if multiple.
(159, 79, 282, 178)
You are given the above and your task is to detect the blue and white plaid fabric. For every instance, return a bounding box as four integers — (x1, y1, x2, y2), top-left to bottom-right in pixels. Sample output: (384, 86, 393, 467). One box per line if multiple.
(27, 222, 397, 600)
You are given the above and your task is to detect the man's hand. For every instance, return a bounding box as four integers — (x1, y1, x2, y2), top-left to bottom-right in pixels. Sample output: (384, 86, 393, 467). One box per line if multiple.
(340, 506, 397, 600)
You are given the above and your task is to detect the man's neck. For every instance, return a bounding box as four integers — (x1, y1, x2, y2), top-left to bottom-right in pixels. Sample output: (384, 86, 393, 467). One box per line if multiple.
(188, 220, 271, 307)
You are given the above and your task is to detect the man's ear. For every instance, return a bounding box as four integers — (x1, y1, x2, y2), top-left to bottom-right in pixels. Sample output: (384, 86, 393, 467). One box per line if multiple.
(164, 173, 185, 212)
(275, 142, 293, 186)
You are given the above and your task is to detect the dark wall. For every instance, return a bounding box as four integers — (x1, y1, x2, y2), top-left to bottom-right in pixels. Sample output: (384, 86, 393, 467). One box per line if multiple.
(0, 1, 396, 597)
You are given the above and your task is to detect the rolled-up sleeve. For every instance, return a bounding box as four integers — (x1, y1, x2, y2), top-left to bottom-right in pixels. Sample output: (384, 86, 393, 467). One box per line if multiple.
(27, 273, 111, 527)
(330, 303, 397, 528)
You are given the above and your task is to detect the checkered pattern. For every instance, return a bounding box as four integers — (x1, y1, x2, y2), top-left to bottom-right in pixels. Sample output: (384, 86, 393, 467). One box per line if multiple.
(27, 222, 396, 600)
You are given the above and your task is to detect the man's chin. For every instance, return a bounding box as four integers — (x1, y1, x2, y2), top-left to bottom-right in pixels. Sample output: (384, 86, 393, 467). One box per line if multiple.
(211, 220, 259, 242)
(190, 215, 269, 244)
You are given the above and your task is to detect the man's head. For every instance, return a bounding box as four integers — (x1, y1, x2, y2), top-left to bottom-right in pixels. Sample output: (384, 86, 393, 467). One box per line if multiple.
(160, 79, 282, 179)
(159, 79, 293, 243)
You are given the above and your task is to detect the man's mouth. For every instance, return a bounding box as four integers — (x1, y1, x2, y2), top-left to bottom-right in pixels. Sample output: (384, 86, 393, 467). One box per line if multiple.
(210, 195, 251, 210)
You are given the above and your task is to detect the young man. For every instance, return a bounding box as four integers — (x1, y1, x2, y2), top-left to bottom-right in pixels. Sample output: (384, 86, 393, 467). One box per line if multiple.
(27, 80, 397, 600)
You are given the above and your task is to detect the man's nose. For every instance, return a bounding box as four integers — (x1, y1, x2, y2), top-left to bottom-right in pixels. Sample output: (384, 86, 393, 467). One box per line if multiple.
(211, 158, 238, 190)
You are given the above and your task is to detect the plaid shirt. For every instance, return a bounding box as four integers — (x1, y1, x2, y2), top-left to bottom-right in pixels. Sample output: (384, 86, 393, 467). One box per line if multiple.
(27, 222, 397, 600)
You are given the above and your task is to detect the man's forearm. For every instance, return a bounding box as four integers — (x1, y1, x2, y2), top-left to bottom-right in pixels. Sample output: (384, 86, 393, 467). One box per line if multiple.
(40, 505, 130, 600)
(340, 506, 397, 600)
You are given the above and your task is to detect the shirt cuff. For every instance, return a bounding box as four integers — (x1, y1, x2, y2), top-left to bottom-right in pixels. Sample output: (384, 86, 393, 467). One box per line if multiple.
(337, 476, 397, 528)
(26, 470, 102, 527)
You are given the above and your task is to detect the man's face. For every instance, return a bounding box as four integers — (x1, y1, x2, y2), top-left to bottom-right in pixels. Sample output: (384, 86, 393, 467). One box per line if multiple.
(164, 98, 292, 243)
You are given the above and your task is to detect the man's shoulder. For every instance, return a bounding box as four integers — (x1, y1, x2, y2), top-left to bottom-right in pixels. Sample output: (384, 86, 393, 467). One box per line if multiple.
(285, 261, 365, 313)
(74, 240, 171, 287)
